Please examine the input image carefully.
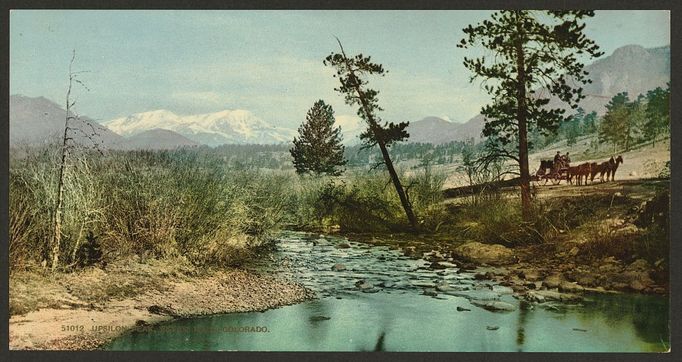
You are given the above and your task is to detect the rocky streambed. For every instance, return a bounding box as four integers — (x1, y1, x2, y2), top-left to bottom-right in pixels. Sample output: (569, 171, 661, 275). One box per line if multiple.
(105, 231, 670, 352)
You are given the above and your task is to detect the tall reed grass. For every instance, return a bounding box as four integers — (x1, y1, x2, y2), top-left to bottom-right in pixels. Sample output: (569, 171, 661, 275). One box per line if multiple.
(10, 147, 296, 269)
(9, 145, 449, 270)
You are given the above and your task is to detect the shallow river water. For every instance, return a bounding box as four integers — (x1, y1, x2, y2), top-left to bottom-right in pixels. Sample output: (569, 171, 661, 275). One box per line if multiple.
(106, 231, 669, 352)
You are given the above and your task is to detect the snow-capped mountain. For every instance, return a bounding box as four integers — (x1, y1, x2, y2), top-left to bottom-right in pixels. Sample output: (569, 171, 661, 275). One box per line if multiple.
(103, 109, 297, 146)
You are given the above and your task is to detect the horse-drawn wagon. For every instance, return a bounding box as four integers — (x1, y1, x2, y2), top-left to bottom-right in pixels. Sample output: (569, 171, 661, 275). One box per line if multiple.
(533, 159, 569, 185)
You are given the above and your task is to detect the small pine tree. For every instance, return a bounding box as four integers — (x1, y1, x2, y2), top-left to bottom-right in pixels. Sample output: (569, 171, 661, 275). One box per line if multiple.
(290, 100, 347, 176)
(76, 231, 103, 267)
(582, 110, 598, 134)
(644, 85, 670, 147)
(565, 119, 580, 146)
(599, 92, 635, 152)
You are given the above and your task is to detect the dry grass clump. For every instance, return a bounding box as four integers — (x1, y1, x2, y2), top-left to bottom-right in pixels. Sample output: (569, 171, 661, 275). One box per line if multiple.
(9, 147, 297, 270)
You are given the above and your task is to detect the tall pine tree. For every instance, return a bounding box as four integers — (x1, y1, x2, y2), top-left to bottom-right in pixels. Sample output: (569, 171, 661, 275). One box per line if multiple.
(644, 85, 670, 147)
(599, 92, 634, 152)
(290, 100, 347, 176)
(458, 11, 603, 220)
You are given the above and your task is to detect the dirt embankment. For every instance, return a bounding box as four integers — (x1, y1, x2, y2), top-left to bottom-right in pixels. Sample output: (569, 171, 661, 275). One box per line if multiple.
(9, 257, 313, 350)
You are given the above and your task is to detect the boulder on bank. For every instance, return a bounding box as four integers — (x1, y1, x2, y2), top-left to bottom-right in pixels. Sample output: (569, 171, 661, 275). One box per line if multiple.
(519, 268, 542, 281)
(542, 273, 564, 289)
(526, 290, 583, 303)
(147, 305, 177, 317)
(453, 242, 515, 266)
(331, 263, 346, 272)
(558, 281, 585, 293)
(471, 300, 517, 312)
(626, 259, 651, 272)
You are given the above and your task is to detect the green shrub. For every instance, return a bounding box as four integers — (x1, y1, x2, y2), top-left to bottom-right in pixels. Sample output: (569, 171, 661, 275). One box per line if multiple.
(10, 145, 74, 269)
(305, 167, 448, 233)
(453, 197, 541, 246)
(314, 174, 400, 232)
(403, 166, 448, 231)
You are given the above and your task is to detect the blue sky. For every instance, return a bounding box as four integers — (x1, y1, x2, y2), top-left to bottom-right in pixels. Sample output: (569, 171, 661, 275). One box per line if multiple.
(10, 10, 670, 128)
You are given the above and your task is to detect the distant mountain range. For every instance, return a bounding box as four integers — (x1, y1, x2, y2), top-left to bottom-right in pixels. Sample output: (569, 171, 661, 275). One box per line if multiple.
(103, 109, 296, 146)
(9, 95, 127, 149)
(10, 44, 669, 149)
(9, 96, 197, 150)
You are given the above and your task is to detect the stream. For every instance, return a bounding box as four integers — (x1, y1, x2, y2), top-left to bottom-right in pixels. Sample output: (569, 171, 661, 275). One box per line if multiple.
(105, 231, 669, 352)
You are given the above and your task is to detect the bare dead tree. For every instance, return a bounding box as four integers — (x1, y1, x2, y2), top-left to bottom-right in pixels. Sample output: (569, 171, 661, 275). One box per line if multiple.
(49, 50, 102, 272)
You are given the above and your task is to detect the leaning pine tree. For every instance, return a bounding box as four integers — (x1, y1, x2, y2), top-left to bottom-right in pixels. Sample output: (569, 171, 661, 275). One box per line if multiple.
(290, 100, 347, 176)
(324, 38, 418, 230)
(458, 10, 604, 220)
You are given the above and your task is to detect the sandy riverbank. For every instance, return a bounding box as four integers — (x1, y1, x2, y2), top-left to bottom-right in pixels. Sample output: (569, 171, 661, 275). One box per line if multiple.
(9, 258, 313, 350)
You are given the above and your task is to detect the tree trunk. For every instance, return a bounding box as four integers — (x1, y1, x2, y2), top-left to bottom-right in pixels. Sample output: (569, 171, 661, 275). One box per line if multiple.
(50, 51, 75, 272)
(50, 107, 69, 272)
(515, 14, 532, 221)
(377, 140, 418, 228)
(50, 166, 65, 272)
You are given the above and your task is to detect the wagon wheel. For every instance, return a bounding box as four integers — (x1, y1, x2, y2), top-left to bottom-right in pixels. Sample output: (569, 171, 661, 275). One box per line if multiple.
(551, 171, 562, 185)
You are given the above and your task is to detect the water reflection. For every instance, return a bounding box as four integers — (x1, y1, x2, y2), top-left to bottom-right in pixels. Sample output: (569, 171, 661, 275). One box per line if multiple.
(515, 301, 530, 351)
(374, 331, 386, 351)
(577, 293, 669, 346)
(302, 299, 331, 346)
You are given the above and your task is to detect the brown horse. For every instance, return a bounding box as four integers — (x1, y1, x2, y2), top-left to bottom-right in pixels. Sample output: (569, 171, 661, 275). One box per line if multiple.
(576, 162, 592, 185)
(567, 165, 581, 184)
(589, 159, 612, 183)
(605, 155, 624, 181)
(600, 157, 615, 182)
(590, 161, 604, 182)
